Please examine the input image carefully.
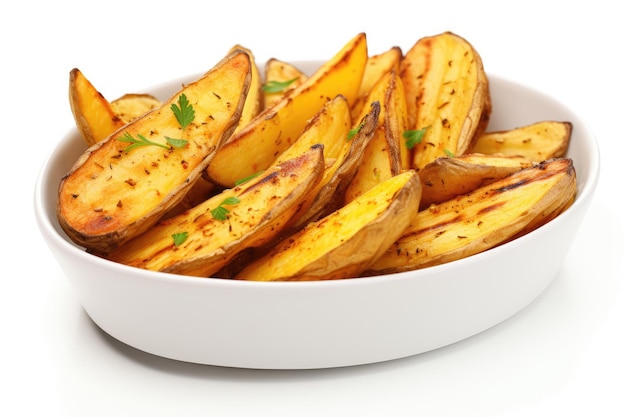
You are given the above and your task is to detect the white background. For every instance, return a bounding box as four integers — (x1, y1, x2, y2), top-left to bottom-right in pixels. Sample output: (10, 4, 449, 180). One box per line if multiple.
(2, 1, 624, 416)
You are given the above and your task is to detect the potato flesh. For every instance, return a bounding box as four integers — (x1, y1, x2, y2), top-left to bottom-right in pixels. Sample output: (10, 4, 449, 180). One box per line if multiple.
(206, 32, 368, 188)
(103, 146, 325, 277)
(400, 32, 491, 170)
(366, 158, 577, 274)
(58, 51, 252, 253)
(263, 58, 308, 109)
(235, 170, 422, 281)
(69, 68, 125, 146)
(345, 70, 408, 203)
(110, 93, 161, 124)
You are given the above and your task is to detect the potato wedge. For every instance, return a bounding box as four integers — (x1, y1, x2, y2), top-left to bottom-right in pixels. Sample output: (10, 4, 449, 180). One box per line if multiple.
(102, 146, 325, 277)
(235, 169, 422, 281)
(351, 46, 402, 119)
(69, 68, 126, 146)
(57, 50, 252, 253)
(400, 31, 491, 170)
(289, 100, 380, 230)
(262, 58, 308, 109)
(110, 93, 161, 124)
(418, 153, 535, 209)
(470, 120, 572, 160)
(230, 45, 263, 133)
(365, 158, 577, 274)
(206, 32, 368, 188)
(344, 69, 409, 203)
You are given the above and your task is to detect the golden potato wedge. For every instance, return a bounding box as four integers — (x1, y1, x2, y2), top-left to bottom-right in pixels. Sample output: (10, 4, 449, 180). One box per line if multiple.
(344, 69, 409, 203)
(289, 100, 380, 230)
(235, 169, 422, 281)
(103, 146, 325, 277)
(69, 68, 126, 146)
(418, 153, 535, 209)
(351, 46, 402, 119)
(470, 120, 572, 160)
(230, 45, 263, 132)
(262, 58, 308, 109)
(57, 50, 252, 253)
(110, 93, 161, 124)
(365, 158, 577, 274)
(206, 32, 369, 188)
(400, 31, 491, 170)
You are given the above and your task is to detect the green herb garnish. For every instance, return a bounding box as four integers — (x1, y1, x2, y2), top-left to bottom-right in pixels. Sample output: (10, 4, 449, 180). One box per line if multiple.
(262, 78, 298, 93)
(118, 93, 194, 152)
(347, 121, 365, 141)
(170, 93, 195, 130)
(444, 148, 455, 157)
(118, 132, 170, 152)
(210, 197, 241, 221)
(172, 231, 189, 247)
(234, 171, 263, 186)
(403, 127, 428, 150)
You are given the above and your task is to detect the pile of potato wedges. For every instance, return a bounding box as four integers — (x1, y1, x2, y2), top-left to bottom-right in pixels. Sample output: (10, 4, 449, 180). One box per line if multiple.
(57, 31, 577, 281)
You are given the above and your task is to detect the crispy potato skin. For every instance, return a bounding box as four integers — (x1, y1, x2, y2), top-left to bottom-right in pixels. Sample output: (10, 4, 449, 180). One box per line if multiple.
(470, 120, 572, 160)
(418, 153, 534, 209)
(58, 51, 252, 253)
(365, 158, 577, 274)
(102, 146, 326, 277)
(345, 70, 408, 203)
(400, 31, 492, 170)
(235, 170, 422, 281)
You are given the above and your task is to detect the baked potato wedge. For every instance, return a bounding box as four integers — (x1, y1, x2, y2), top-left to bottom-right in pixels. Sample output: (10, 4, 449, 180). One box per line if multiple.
(345, 69, 409, 203)
(262, 58, 308, 109)
(69, 68, 126, 146)
(206, 32, 368, 188)
(365, 158, 577, 274)
(418, 153, 534, 209)
(235, 169, 422, 281)
(58, 50, 252, 253)
(110, 93, 161, 124)
(351, 46, 402, 119)
(470, 120, 572, 160)
(400, 31, 491, 170)
(230, 44, 263, 133)
(103, 146, 325, 277)
(289, 100, 380, 229)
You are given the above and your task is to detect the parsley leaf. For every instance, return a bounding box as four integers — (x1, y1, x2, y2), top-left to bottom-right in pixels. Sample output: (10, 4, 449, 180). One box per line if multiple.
(347, 121, 365, 141)
(210, 197, 241, 221)
(118, 131, 170, 152)
(171, 93, 195, 130)
(262, 78, 298, 93)
(172, 231, 189, 247)
(403, 127, 429, 149)
(164, 137, 188, 148)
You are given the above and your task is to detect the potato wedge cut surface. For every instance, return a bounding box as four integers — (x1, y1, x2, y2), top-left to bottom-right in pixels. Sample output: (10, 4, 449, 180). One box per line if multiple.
(69, 68, 125, 146)
(206, 32, 368, 187)
(235, 169, 422, 281)
(400, 31, 491, 170)
(58, 50, 252, 253)
(366, 158, 577, 274)
(103, 146, 325, 277)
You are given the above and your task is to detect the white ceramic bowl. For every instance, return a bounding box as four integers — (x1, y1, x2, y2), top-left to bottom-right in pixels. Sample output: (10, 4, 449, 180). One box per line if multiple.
(34, 64, 600, 369)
